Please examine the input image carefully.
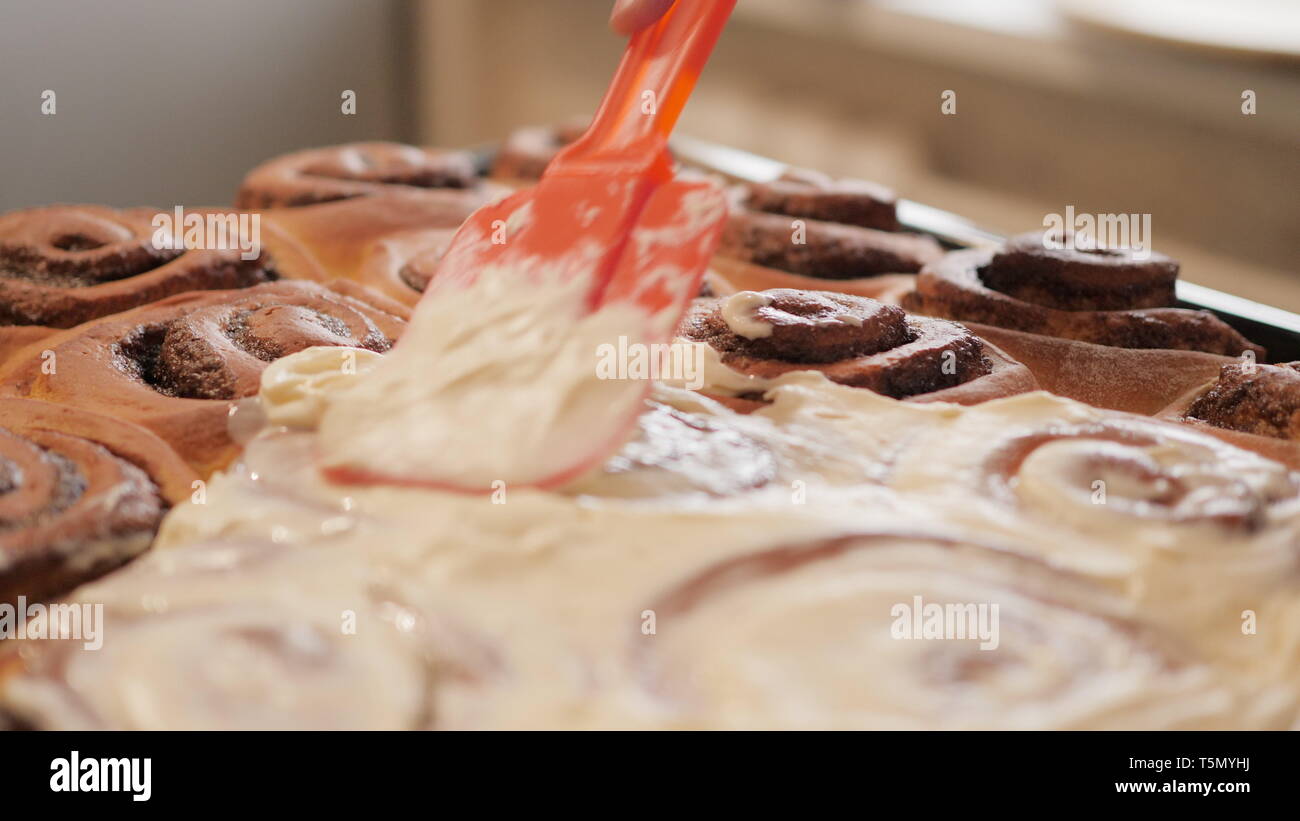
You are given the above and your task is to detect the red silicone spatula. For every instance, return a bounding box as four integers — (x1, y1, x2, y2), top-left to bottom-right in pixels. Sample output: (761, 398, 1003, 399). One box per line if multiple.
(435, 0, 736, 304)
(319, 0, 737, 492)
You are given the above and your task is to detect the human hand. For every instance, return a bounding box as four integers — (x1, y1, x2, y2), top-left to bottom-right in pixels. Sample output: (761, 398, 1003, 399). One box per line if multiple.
(610, 0, 676, 35)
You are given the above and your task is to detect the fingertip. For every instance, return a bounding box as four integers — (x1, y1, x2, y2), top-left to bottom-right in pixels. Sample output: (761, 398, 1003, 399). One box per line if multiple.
(610, 0, 676, 36)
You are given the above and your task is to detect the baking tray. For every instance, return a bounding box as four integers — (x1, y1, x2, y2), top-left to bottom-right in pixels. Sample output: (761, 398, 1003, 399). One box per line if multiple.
(465, 137, 1300, 361)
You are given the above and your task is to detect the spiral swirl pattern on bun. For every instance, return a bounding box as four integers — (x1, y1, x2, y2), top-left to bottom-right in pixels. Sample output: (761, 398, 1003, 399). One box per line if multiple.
(0, 205, 274, 328)
(640, 532, 1254, 729)
(678, 289, 1034, 405)
(0, 539, 494, 730)
(0, 399, 196, 605)
(0, 282, 407, 474)
(884, 393, 1300, 685)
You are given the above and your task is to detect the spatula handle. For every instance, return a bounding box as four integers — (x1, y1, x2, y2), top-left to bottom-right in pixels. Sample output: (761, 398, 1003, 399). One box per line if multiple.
(549, 0, 737, 180)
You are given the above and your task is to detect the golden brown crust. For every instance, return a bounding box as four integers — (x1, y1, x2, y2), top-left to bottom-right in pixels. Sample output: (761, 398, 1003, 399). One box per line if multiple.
(258, 192, 498, 307)
(352, 226, 458, 306)
(0, 282, 407, 476)
(1184, 362, 1300, 440)
(235, 142, 482, 208)
(0, 399, 197, 606)
(1166, 416, 1300, 471)
(490, 121, 588, 182)
(1156, 363, 1300, 469)
(0, 205, 275, 329)
(0, 399, 197, 505)
(961, 323, 1233, 415)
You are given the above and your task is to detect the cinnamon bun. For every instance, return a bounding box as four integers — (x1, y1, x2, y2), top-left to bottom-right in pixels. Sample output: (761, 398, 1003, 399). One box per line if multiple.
(902, 233, 1263, 357)
(0, 398, 197, 606)
(640, 532, 1256, 729)
(490, 121, 588, 181)
(256, 192, 488, 307)
(744, 169, 902, 232)
(0, 205, 275, 329)
(714, 170, 942, 296)
(886, 392, 1300, 685)
(0, 281, 407, 475)
(1158, 361, 1300, 469)
(235, 142, 483, 209)
(17, 345, 1288, 729)
(676, 289, 1035, 408)
(0, 538, 493, 730)
(707, 175, 940, 306)
(1186, 361, 1300, 441)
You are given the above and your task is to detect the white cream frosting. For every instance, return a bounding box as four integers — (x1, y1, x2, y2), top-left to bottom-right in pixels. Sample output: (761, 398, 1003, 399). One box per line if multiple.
(316, 264, 652, 489)
(259, 346, 384, 429)
(719, 290, 774, 339)
(6, 324, 1300, 730)
(660, 334, 777, 397)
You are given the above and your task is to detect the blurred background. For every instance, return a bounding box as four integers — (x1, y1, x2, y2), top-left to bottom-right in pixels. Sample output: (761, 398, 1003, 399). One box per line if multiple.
(1, 0, 1296, 308)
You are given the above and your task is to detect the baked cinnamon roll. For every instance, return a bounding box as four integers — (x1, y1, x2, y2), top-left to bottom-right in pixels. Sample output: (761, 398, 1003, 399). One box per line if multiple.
(903, 233, 1263, 357)
(1185, 361, 1300, 441)
(1157, 361, 1300, 469)
(257, 192, 486, 307)
(719, 174, 943, 281)
(235, 142, 483, 208)
(490, 121, 588, 181)
(744, 169, 902, 232)
(676, 289, 1035, 409)
(0, 398, 196, 606)
(640, 532, 1256, 729)
(976, 419, 1297, 535)
(0, 205, 275, 329)
(0, 539, 492, 730)
(0, 281, 407, 475)
(886, 393, 1300, 680)
(890, 397, 1300, 548)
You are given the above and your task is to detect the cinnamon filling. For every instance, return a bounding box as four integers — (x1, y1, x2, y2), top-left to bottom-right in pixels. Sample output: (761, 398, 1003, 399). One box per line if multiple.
(1186, 362, 1300, 441)
(114, 291, 395, 400)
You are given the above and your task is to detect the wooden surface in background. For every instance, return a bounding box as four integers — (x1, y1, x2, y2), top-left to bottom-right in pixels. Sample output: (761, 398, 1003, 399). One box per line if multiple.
(414, 0, 1299, 311)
